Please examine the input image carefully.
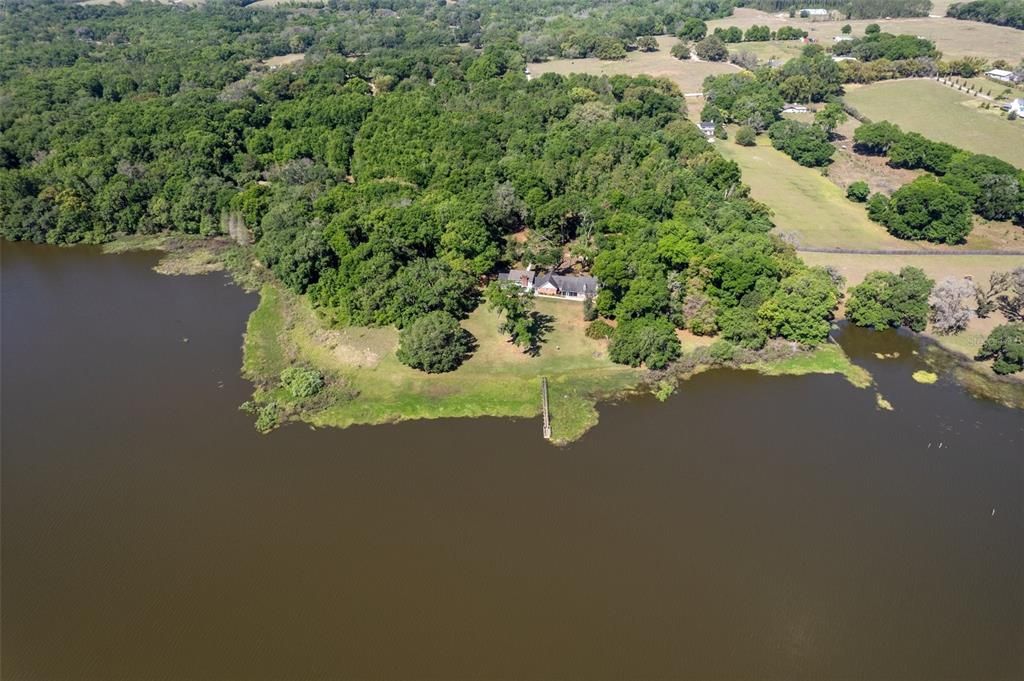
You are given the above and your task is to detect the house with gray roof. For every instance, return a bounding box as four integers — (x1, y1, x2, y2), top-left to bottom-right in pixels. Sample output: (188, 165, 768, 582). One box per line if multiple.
(498, 268, 599, 301)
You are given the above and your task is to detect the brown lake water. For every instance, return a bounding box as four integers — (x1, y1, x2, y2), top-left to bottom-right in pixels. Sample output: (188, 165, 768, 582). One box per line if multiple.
(2, 241, 1023, 681)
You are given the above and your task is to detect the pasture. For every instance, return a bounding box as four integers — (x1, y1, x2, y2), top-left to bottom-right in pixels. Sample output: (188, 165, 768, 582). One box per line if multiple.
(707, 8, 1022, 62)
(728, 40, 807, 64)
(844, 80, 1024, 168)
(529, 37, 740, 94)
(717, 138, 924, 250)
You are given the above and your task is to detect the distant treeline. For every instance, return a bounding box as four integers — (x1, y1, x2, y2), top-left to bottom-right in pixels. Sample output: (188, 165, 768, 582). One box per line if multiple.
(736, 0, 931, 18)
(947, 0, 1024, 30)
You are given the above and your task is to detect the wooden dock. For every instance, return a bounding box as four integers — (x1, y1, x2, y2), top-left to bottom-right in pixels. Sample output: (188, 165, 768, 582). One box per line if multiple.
(541, 377, 551, 440)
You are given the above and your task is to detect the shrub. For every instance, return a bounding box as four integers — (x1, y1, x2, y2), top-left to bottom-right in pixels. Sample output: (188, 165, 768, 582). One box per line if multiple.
(735, 125, 757, 146)
(852, 121, 904, 155)
(585, 319, 614, 339)
(670, 42, 690, 60)
(708, 339, 736, 363)
(758, 267, 839, 346)
(883, 176, 973, 244)
(866, 192, 890, 221)
(847, 267, 934, 332)
(846, 181, 870, 202)
(695, 35, 728, 62)
(396, 310, 473, 373)
(255, 402, 280, 433)
(636, 36, 659, 52)
(975, 323, 1024, 374)
(929, 277, 977, 335)
(718, 305, 767, 349)
(608, 317, 681, 369)
(677, 18, 707, 41)
(767, 119, 834, 167)
(280, 366, 324, 399)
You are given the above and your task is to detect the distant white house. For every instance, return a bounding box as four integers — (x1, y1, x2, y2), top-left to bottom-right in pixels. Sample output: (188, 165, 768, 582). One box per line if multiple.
(833, 35, 853, 42)
(1001, 98, 1024, 116)
(832, 55, 858, 62)
(781, 103, 809, 114)
(699, 121, 716, 139)
(800, 8, 829, 17)
(986, 68, 1019, 84)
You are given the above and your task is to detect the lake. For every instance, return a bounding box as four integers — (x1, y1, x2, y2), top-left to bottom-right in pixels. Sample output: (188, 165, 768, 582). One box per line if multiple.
(2, 241, 1022, 680)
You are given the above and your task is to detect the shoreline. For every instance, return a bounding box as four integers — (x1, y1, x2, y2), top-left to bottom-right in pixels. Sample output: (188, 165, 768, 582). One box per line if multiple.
(100, 233, 1020, 442)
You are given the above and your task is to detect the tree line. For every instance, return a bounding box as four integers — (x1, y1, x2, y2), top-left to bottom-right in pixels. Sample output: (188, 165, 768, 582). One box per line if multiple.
(947, 0, 1024, 30)
(853, 120, 1024, 243)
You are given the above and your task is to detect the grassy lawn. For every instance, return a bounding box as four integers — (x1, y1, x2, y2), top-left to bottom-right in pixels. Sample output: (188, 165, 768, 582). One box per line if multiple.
(844, 80, 1024, 168)
(243, 285, 643, 444)
(717, 137, 919, 250)
(729, 40, 807, 64)
(530, 37, 740, 93)
(707, 8, 1021, 61)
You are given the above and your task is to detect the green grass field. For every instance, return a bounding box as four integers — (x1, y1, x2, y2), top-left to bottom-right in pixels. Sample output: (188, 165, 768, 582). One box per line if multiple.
(844, 80, 1024, 168)
(530, 37, 740, 93)
(717, 137, 920, 250)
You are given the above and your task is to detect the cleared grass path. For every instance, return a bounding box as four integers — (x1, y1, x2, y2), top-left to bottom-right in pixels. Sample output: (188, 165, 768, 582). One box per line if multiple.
(717, 139, 919, 250)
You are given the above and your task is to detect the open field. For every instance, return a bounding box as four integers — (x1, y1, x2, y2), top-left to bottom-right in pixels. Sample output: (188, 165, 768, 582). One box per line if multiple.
(530, 37, 740, 93)
(719, 135, 1024, 251)
(244, 284, 644, 444)
(728, 40, 807, 64)
(261, 53, 306, 69)
(798, 251, 1024, 286)
(718, 137, 930, 250)
(845, 80, 1024, 168)
(707, 7, 1022, 61)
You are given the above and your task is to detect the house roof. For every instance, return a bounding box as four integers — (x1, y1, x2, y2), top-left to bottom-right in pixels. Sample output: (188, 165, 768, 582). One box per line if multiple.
(535, 273, 599, 295)
(987, 69, 1013, 78)
(498, 269, 535, 286)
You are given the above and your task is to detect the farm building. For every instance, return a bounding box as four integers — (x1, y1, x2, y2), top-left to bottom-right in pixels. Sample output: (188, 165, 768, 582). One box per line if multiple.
(832, 35, 852, 42)
(781, 103, 809, 114)
(832, 55, 858, 62)
(986, 69, 1020, 84)
(799, 8, 829, 16)
(498, 269, 599, 300)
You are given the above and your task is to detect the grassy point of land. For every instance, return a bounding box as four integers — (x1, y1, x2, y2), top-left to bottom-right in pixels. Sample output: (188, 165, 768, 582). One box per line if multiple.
(243, 284, 644, 444)
(844, 80, 1024, 168)
(744, 341, 873, 388)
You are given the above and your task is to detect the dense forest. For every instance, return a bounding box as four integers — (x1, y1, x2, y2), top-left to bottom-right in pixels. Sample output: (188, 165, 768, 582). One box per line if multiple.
(947, 0, 1024, 30)
(1, 0, 851, 373)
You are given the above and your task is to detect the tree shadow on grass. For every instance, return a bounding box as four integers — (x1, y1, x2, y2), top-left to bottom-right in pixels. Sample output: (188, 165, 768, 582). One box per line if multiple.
(526, 312, 555, 357)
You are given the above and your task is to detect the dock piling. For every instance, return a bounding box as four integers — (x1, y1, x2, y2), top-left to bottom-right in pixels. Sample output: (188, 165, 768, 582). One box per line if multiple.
(541, 377, 551, 440)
